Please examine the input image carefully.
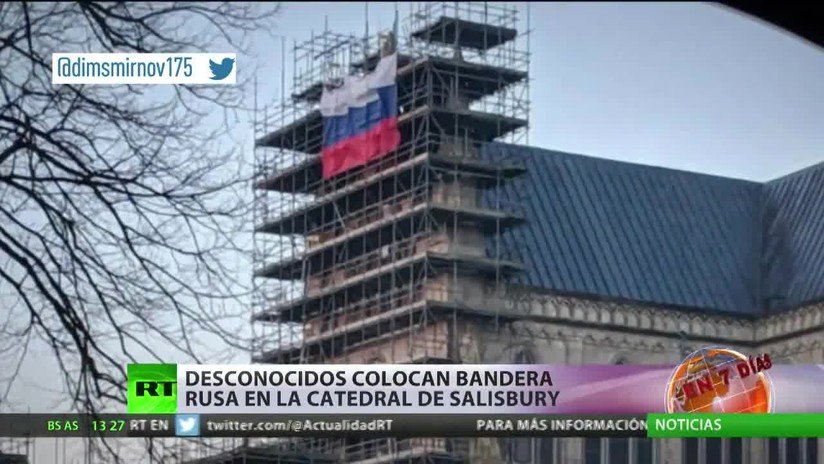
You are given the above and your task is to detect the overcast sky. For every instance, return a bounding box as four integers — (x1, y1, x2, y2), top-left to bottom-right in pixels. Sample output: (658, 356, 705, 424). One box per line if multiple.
(8, 2, 823, 461)
(253, 2, 823, 181)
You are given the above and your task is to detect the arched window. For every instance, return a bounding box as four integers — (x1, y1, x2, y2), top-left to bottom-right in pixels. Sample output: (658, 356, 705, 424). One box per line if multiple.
(510, 438, 532, 464)
(729, 438, 744, 464)
(538, 438, 554, 463)
(584, 437, 602, 464)
(636, 438, 654, 464)
(706, 438, 722, 463)
(509, 348, 540, 463)
(603, 354, 648, 464)
(608, 438, 629, 464)
(683, 438, 699, 463)
(770, 437, 819, 464)
(685, 435, 742, 462)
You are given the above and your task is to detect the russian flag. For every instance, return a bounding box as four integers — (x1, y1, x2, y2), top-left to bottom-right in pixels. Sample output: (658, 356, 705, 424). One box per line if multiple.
(319, 53, 400, 179)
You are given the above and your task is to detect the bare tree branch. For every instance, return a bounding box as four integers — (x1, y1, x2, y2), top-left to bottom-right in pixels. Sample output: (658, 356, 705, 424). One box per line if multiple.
(0, 2, 279, 439)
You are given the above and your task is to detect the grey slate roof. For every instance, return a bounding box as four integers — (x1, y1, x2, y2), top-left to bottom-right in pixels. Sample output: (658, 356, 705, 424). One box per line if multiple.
(482, 143, 824, 316)
(763, 162, 824, 313)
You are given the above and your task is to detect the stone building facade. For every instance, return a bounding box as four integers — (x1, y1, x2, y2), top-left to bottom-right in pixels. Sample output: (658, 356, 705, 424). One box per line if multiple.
(465, 295, 823, 463)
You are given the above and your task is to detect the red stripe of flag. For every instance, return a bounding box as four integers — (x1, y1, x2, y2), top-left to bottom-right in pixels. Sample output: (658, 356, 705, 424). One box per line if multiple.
(322, 117, 400, 179)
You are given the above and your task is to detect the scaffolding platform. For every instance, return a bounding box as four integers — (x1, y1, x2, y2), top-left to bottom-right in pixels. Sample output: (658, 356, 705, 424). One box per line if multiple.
(256, 250, 522, 318)
(411, 15, 517, 50)
(247, 2, 531, 462)
(254, 106, 526, 196)
(187, 442, 337, 464)
(254, 140, 525, 195)
(256, 110, 323, 151)
(290, 82, 324, 104)
(253, 287, 522, 349)
(351, 53, 415, 73)
(256, 208, 523, 280)
(255, 178, 524, 233)
(256, 95, 525, 153)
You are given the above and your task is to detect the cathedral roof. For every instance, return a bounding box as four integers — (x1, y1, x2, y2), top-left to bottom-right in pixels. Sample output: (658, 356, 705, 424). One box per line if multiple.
(483, 143, 824, 316)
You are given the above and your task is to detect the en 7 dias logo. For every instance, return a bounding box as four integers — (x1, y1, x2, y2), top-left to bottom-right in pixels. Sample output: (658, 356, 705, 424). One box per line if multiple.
(128, 364, 177, 413)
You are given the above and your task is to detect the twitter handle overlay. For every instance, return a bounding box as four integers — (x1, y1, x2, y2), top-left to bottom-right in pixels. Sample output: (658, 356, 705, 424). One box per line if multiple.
(52, 53, 236, 85)
(206, 418, 394, 435)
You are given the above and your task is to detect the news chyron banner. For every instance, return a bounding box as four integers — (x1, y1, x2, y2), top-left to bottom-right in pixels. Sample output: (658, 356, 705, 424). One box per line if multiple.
(129, 349, 816, 415)
(117, 346, 824, 438)
(2, 346, 824, 438)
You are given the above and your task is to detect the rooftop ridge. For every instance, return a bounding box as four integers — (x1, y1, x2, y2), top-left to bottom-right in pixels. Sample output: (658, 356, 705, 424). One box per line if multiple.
(766, 158, 824, 184)
(492, 142, 824, 185)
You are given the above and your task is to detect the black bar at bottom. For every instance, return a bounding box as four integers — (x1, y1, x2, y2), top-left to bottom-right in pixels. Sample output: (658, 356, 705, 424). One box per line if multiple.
(200, 414, 647, 438)
(0, 414, 648, 438)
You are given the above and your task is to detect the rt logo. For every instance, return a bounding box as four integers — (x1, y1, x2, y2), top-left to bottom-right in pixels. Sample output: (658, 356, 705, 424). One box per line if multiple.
(127, 364, 178, 413)
(136, 380, 176, 397)
(209, 57, 234, 80)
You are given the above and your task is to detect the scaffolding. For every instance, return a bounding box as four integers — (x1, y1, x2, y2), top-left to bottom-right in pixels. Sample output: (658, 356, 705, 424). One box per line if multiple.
(249, 2, 531, 462)
(183, 438, 338, 464)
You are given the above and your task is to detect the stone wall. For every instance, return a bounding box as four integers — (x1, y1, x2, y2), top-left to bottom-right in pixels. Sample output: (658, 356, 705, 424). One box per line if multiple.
(455, 292, 824, 463)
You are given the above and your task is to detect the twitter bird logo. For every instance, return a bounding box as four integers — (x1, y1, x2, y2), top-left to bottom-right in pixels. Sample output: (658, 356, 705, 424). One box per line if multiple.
(209, 57, 234, 81)
(175, 414, 200, 436)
